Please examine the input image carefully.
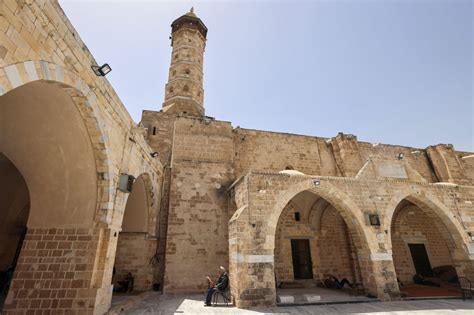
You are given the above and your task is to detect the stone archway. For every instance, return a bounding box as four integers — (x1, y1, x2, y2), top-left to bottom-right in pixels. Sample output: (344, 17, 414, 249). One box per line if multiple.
(0, 61, 113, 223)
(274, 190, 363, 294)
(113, 173, 159, 292)
(387, 191, 474, 291)
(267, 180, 379, 299)
(229, 176, 396, 308)
(0, 76, 114, 313)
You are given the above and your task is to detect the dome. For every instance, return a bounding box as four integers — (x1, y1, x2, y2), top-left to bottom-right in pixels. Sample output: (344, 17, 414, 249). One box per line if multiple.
(279, 170, 306, 176)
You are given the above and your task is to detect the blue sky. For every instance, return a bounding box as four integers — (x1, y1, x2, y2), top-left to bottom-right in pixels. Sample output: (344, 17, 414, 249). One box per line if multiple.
(60, 0, 473, 151)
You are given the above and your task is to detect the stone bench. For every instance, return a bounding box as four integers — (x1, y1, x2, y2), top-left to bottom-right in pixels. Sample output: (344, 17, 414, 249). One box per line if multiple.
(277, 295, 295, 304)
(303, 294, 321, 303)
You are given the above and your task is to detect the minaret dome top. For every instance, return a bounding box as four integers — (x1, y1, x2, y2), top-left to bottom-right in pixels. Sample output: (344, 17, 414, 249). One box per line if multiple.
(171, 8, 208, 38)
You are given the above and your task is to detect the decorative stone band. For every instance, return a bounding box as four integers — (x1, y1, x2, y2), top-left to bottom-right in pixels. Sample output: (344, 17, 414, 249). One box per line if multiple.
(369, 253, 393, 261)
(468, 244, 474, 260)
(230, 253, 274, 264)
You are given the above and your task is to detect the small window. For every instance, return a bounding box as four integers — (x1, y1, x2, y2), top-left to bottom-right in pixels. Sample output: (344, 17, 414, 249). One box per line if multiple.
(197, 91, 201, 97)
(286, 166, 294, 170)
(169, 87, 174, 93)
(174, 54, 179, 59)
(152, 127, 156, 135)
(295, 212, 301, 221)
(185, 69, 190, 75)
(172, 70, 176, 76)
(183, 85, 189, 92)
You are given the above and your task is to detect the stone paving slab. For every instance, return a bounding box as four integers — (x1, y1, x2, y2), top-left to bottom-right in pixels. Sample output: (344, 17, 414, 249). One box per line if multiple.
(121, 292, 474, 315)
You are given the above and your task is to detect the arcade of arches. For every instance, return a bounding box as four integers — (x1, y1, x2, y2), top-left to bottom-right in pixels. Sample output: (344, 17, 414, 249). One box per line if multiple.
(0, 78, 161, 314)
(228, 173, 474, 308)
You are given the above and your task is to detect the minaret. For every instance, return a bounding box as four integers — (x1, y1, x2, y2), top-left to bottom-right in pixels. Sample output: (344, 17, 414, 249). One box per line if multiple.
(162, 8, 207, 117)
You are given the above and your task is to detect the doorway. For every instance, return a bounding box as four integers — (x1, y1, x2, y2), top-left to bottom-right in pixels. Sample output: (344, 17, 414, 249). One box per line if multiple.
(408, 243, 432, 276)
(291, 239, 313, 279)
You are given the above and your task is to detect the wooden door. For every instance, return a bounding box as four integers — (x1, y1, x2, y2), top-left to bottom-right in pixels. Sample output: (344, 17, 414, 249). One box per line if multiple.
(291, 239, 313, 280)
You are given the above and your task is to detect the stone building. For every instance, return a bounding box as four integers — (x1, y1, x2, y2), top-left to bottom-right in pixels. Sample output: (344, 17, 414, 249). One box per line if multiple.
(0, 2, 473, 314)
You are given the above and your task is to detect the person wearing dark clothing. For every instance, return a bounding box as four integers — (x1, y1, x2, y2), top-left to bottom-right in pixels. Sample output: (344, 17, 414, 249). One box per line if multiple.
(413, 274, 440, 287)
(324, 275, 352, 289)
(114, 272, 134, 293)
(205, 266, 229, 306)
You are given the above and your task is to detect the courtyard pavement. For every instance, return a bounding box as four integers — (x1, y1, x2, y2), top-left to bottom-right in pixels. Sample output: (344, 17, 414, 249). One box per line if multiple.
(119, 292, 474, 315)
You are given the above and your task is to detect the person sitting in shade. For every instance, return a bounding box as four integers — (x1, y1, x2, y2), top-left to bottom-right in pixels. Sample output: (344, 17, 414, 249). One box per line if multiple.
(204, 266, 229, 306)
(114, 272, 134, 293)
(323, 274, 353, 289)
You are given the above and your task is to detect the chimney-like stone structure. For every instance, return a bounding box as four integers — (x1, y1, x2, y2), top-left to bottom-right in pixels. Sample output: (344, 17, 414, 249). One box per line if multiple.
(162, 8, 207, 116)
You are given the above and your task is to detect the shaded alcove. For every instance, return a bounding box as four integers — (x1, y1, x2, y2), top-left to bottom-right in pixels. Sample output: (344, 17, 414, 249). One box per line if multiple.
(113, 174, 155, 293)
(0, 154, 30, 307)
(0, 81, 98, 228)
(274, 190, 362, 289)
(391, 199, 460, 294)
(0, 80, 99, 311)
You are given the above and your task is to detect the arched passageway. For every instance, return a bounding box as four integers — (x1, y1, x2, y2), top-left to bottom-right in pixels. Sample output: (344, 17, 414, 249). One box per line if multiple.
(390, 197, 467, 297)
(113, 174, 157, 293)
(274, 190, 364, 301)
(0, 154, 30, 307)
(0, 81, 105, 312)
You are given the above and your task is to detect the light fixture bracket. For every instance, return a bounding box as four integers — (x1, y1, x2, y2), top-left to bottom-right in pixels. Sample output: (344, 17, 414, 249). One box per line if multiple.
(91, 63, 112, 76)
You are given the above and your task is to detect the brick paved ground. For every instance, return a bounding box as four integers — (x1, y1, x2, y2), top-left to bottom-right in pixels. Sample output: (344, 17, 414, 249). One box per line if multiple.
(120, 292, 474, 315)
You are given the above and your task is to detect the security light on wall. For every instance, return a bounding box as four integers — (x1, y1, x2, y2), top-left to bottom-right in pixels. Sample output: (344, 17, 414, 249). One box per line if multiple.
(397, 153, 405, 160)
(91, 63, 112, 76)
(150, 152, 159, 158)
(119, 174, 135, 193)
(313, 179, 320, 187)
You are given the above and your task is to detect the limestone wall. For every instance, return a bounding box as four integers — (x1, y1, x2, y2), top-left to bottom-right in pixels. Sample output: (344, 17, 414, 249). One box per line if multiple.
(163, 117, 234, 293)
(233, 128, 338, 177)
(233, 128, 471, 184)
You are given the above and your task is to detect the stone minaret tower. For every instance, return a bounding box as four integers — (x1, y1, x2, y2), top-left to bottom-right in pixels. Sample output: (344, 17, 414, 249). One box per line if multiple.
(162, 8, 207, 117)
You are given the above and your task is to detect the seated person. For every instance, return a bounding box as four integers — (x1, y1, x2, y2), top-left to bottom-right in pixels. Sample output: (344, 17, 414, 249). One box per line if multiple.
(323, 274, 352, 289)
(413, 274, 440, 287)
(114, 272, 134, 293)
(204, 266, 229, 306)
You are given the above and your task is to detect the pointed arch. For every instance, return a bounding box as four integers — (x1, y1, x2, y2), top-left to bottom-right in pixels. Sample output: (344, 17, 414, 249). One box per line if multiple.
(0, 61, 113, 222)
